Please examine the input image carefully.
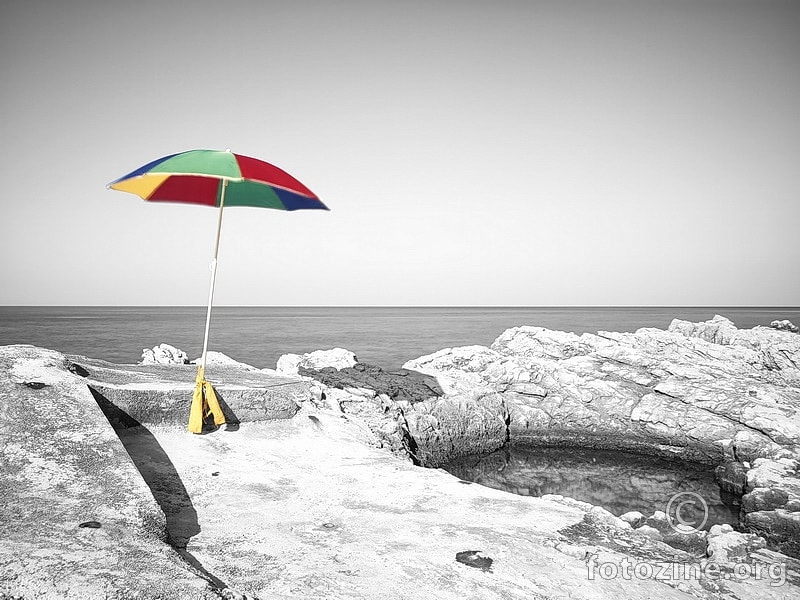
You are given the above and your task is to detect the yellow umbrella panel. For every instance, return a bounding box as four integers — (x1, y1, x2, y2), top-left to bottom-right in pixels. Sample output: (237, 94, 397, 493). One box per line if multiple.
(108, 149, 328, 433)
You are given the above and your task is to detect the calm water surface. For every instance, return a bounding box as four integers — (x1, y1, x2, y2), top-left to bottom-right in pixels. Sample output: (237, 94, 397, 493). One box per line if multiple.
(444, 445, 740, 530)
(0, 306, 797, 369)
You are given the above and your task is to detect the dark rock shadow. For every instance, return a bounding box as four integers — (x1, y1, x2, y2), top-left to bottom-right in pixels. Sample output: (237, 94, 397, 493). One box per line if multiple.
(89, 386, 227, 589)
(299, 362, 444, 403)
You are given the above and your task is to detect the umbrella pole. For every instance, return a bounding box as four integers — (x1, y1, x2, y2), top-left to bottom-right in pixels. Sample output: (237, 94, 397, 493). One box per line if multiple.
(199, 179, 228, 373)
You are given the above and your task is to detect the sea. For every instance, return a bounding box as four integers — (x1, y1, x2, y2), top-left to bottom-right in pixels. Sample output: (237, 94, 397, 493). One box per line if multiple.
(1, 306, 798, 370)
(5, 305, 796, 523)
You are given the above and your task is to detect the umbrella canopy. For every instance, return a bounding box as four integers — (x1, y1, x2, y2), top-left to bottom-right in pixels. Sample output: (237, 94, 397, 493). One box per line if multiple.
(108, 149, 328, 211)
(108, 149, 327, 434)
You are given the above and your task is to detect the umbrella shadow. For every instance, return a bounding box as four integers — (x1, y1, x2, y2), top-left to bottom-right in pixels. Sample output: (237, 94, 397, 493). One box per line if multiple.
(89, 387, 227, 589)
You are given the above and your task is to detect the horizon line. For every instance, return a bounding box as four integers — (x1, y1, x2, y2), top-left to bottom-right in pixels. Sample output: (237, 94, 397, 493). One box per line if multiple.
(1, 304, 799, 309)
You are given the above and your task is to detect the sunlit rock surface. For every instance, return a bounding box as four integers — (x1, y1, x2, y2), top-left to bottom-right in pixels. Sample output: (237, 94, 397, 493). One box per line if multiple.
(771, 319, 799, 334)
(0, 345, 213, 599)
(275, 347, 358, 376)
(404, 315, 800, 465)
(140, 343, 190, 365)
(6, 344, 762, 600)
(80, 354, 310, 425)
(706, 524, 767, 565)
(740, 457, 800, 557)
(396, 316, 800, 557)
(3, 314, 800, 598)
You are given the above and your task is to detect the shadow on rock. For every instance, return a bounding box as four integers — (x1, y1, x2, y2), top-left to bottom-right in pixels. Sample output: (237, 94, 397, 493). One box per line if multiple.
(89, 386, 227, 589)
(212, 388, 241, 432)
(299, 362, 444, 403)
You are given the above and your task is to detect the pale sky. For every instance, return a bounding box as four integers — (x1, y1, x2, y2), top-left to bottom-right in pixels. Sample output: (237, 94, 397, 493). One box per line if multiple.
(1, 0, 798, 306)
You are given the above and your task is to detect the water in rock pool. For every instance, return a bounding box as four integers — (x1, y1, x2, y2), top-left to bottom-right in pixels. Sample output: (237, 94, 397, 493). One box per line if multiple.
(443, 445, 741, 530)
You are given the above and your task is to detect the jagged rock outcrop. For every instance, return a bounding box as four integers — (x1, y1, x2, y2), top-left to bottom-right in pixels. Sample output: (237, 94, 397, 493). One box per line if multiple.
(141, 343, 190, 365)
(402, 315, 800, 466)
(297, 362, 448, 458)
(771, 319, 799, 334)
(293, 318, 800, 558)
(4, 342, 800, 599)
(382, 316, 800, 555)
(298, 362, 443, 405)
(705, 524, 767, 564)
(401, 391, 510, 466)
(740, 457, 800, 557)
(275, 347, 357, 376)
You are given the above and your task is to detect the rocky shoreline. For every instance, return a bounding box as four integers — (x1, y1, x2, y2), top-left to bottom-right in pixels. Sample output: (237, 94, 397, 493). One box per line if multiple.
(295, 316, 800, 559)
(1, 315, 799, 599)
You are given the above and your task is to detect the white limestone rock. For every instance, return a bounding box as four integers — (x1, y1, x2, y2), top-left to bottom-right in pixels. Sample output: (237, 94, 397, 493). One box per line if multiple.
(588, 505, 631, 530)
(140, 343, 189, 365)
(276, 347, 358, 377)
(771, 319, 799, 333)
(192, 351, 258, 370)
(669, 315, 800, 383)
(402, 315, 800, 464)
(403, 345, 504, 395)
(620, 510, 646, 528)
(394, 315, 800, 559)
(491, 326, 592, 359)
(706, 525, 766, 564)
(747, 457, 800, 492)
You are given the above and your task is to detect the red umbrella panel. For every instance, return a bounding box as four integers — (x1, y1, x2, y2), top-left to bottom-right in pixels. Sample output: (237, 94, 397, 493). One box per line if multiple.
(109, 149, 328, 210)
(109, 149, 328, 433)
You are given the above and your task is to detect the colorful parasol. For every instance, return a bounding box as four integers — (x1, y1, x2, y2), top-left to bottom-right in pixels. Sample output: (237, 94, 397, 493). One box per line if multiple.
(109, 149, 328, 433)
